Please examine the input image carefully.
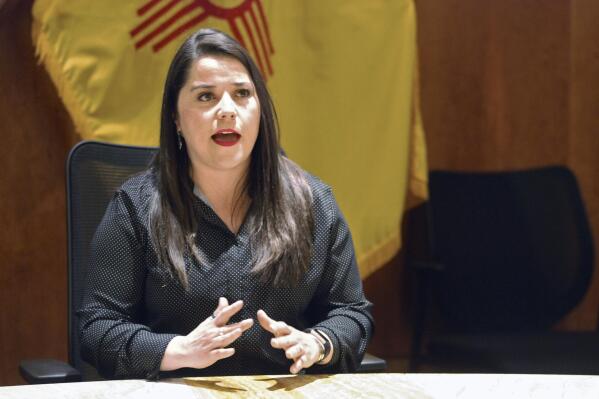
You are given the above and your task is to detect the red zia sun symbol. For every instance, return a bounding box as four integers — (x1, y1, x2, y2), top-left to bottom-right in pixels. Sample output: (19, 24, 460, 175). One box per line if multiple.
(131, 0, 274, 78)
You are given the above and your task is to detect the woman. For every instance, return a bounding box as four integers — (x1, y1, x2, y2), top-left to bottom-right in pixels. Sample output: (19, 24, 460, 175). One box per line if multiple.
(78, 28, 373, 380)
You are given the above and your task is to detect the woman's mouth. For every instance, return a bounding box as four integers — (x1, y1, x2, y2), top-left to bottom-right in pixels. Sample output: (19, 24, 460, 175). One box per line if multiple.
(212, 129, 241, 147)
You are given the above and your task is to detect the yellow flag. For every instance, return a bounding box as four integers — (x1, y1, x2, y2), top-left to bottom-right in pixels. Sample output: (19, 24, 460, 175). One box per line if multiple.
(32, 0, 427, 278)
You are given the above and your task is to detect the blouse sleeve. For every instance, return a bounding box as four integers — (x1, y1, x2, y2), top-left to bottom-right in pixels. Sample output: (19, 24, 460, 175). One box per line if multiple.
(308, 188, 374, 373)
(77, 190, 177, 379)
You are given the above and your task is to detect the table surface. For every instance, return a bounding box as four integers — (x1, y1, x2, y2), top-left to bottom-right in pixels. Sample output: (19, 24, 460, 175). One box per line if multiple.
(2, 373, 599, 398)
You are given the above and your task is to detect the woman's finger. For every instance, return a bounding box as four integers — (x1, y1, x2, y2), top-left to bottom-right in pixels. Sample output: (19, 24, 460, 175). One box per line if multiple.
(210, 347, 235, 361)
(256, 309, 275, 332)
(257, 310, 291, 336)
(285, 343, 304, 360)
(213, 297, 228, 313)
(218, 318, 254, 334)
(271, 334, 296, 349)
(211, 327, 243, 348)
(197, 297, 230, 329)
(213, 300, 244, 325)
(290, 357, 304, 374)
(210, 297, 229, 321)
(272, 321, 291, 337)
(301, 354, 312, 366)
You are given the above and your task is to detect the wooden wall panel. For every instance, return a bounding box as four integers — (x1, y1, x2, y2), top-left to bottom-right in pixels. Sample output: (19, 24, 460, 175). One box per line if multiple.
(566, 0, 599, 329)
(0, 0, 78, 386)
(418, 0, 570, 171)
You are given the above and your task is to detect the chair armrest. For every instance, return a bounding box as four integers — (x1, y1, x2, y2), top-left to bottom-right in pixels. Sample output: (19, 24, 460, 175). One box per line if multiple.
(19, 359, 82, 384)
(357, 352, 386, 373)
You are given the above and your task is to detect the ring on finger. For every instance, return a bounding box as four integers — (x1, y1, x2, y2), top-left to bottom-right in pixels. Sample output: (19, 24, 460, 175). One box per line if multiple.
(209, 312, 217, 320)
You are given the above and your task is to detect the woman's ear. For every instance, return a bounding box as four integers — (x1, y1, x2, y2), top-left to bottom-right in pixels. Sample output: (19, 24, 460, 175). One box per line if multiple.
(173, 114, 181, 132)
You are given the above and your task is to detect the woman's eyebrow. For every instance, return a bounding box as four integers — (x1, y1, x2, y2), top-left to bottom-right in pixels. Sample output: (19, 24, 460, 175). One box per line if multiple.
(190, 81, 251, 91)
(190, 83, 215, 91)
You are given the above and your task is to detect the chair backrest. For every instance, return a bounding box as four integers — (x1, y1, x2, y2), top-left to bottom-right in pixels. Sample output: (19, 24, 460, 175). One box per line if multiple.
(66, 141, 157, 378)
(428, 166, 593, 333)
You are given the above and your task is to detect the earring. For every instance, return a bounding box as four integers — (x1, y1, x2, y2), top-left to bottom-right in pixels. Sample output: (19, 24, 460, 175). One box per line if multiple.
(177, 130, 183, 150)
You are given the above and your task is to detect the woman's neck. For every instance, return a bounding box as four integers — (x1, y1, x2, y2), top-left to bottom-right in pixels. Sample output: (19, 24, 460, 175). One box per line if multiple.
(191, 165, 249, 234)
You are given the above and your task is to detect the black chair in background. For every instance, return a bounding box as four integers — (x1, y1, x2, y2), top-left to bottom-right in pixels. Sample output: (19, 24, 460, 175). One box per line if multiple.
(410, 166, 599, 374)
(20, 141, 157, 383)
(20, 141, 384, 383)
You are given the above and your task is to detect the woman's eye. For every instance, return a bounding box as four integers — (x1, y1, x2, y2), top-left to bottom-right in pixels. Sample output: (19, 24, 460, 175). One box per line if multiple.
(198, 92, 214, 102)
(236, 88, 251, 98)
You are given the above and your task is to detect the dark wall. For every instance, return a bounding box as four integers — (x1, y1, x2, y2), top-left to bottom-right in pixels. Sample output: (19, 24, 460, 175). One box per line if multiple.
(1, 0, 598, 386)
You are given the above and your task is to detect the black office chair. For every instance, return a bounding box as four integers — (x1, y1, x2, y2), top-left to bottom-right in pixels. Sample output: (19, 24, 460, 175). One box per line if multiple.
(410, 166, 599, 374)
(19, 141, 157, 383)
(20, 141, 384, 383)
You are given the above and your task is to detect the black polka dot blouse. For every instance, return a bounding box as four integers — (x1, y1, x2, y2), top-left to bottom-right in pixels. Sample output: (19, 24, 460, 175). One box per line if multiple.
(78, 169, 373, 379)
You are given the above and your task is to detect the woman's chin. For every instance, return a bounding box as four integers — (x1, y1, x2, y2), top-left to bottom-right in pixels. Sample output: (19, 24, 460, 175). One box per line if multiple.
(210, 155, 250, 173)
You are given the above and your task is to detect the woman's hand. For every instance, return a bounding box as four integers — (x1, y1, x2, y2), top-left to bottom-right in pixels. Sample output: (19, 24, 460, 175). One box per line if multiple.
(160, 297, 254, 371)
(257, 309, 323, 374)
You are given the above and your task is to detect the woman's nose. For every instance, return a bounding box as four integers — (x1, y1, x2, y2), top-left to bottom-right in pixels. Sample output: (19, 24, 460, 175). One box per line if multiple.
(217, 93, 236, 120)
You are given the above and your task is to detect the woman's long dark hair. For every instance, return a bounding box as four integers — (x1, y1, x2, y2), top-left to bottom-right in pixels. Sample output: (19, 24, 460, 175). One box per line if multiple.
(149, 28, 314, 288)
